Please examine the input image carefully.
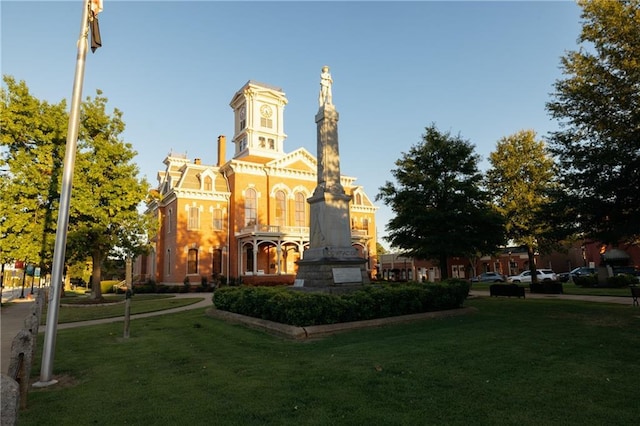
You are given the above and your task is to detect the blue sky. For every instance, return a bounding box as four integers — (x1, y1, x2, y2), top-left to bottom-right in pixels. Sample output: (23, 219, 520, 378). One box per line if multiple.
(2, 0, 583, 249)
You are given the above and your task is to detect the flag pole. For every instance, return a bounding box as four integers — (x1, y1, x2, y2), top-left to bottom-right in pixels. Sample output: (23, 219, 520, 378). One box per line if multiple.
(34, 0, 92, 388)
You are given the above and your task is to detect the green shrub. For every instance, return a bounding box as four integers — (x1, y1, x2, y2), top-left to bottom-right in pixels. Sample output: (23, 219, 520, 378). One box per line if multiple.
(607, 274, 638, 288)
(574, 274, 598, 287)
(213, 280, 470, 327)
(182, 276, 191, 293)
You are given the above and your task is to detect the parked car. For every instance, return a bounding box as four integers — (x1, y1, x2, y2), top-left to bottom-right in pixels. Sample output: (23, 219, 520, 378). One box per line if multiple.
(612, 266, 640, 277)
(558, 267, 596, 282)
(470, 272, 506, 283)
(507, 269, 557, 283)
(612, 266, 640, 283)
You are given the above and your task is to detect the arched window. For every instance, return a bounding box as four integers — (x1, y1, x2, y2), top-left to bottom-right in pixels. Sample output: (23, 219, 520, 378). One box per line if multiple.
(295, 192, 306, 227)
(166, 209, 172, 234)
(187, 248, 198, 274)
(204, 176, 212, 191)
(245, 188, 257, 227)
(275, 190, 286, 227)
(166, 249, 171, 275)
(355, 193, 362, 205)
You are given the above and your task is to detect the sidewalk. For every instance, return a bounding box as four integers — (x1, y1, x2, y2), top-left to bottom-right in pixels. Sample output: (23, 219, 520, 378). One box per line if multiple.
(1, 293, 212, 374)
(1, 297, 37, 374)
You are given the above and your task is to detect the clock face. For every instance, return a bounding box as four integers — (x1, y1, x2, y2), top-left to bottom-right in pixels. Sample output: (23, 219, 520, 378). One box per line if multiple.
(260, 104, 273, 118)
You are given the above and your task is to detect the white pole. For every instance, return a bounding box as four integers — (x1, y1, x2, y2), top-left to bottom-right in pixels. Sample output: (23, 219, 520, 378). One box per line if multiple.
(34, 0, 91, 388)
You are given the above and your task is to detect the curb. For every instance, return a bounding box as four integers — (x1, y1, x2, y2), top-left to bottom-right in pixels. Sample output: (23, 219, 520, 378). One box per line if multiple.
(205, 306, 478, 340)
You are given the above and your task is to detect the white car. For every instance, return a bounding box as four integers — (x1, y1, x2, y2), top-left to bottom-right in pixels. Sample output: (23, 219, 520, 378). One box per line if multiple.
(508, 269, 557, 283)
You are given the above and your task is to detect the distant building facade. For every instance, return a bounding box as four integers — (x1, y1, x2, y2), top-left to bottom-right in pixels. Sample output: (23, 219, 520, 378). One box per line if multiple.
(379, 242, 640, 282)
(136, 81, 378, 285)
(378, 247, 535, 282)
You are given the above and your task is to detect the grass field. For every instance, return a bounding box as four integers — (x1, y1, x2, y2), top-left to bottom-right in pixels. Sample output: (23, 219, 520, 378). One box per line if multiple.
(20, 296, 640, 425)
(471, 281, 635, 297)
(43, 294, 206, 324)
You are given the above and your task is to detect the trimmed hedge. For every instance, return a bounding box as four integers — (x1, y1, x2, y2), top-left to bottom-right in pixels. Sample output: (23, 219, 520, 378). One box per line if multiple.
(573, 274, 639, 288)
(212, 279, 470, 327)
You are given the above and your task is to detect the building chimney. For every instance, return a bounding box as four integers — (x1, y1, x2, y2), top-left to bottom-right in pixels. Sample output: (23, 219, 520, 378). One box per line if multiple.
(217, 135, 226, 167)
(194, 158, 201, 165)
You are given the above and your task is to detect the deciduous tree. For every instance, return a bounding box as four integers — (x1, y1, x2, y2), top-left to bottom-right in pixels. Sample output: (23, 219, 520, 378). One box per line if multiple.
(485, 130, 557, 282)
(377, 124, 505, 279)
(1, 76, 150, 299)
(67, 90, 150, 300)
(546, 0, 640, 245)
(0, 76, 67, 275)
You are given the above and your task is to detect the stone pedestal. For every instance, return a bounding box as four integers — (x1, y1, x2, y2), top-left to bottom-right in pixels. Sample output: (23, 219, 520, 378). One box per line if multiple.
(295, 246, 369, 293)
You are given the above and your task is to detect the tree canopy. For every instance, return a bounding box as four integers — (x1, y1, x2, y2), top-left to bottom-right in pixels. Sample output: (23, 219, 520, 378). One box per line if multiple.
(377, 124, 505, 279)
(1, 76, 67, 268)
(485, 130, 558, 281)
(1, 75, 150, 299)
(546, 0, 640, 245)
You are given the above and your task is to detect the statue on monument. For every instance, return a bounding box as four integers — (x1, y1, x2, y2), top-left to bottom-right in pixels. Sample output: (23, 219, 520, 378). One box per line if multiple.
(318, 65, 333, 106)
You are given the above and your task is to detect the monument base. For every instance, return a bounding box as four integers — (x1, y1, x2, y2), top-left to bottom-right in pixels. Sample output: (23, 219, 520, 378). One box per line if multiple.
(294, 255, 370, 294)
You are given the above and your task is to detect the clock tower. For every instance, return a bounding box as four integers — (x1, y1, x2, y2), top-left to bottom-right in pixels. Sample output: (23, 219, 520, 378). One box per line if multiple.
(229, 81, 288, 161)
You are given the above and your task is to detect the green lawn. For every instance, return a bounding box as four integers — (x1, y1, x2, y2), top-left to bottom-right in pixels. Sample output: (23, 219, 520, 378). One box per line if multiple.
(471, 281, 634, 297)
(21, 296, 640, 425)
(44, 294, 206, 324)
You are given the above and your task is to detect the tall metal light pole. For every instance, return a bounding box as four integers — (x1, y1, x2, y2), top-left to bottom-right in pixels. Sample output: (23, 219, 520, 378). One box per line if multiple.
(34, 0, 92, 388)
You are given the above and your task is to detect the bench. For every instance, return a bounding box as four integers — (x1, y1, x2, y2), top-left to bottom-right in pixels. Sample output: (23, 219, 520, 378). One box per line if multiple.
(490, 284, 525, 299)
(631, 286, 639, 307)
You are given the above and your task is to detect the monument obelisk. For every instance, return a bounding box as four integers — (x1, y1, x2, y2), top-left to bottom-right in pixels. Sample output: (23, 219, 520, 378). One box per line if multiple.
(294, 66, 370, 292)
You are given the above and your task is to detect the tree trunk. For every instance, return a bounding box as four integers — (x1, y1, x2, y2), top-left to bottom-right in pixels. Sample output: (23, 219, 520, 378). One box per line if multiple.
(89, 250, 104, 301)
(439, 254, 449, 280)
(527, 245, 538, 284)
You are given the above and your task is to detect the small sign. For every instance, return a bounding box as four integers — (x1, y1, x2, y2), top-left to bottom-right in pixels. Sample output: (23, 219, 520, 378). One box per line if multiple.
(293, 279, 304, 287)
(332, 268, 363, 284)
(26, 264, 35, 276)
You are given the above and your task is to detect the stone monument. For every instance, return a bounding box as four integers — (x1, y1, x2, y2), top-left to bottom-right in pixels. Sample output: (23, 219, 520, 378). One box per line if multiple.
(294, 66, 370, 292)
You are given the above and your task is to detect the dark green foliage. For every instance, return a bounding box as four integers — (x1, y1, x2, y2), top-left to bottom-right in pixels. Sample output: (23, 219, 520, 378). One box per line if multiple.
(376, 124, 505, 278)
(213, 280, 471, 327)
(607, 274, 638, 288)
(546, 0, 640, 244)
(574, 274, 598, 287)
(573, 273, 637, 288)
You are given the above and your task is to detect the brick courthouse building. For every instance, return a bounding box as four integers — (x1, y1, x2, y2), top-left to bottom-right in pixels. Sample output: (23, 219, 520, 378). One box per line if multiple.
(135, 81, 378, 285)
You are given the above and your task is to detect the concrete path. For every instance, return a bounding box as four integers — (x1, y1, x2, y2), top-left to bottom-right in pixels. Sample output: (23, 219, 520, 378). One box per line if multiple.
(1, 292, 212, 374)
